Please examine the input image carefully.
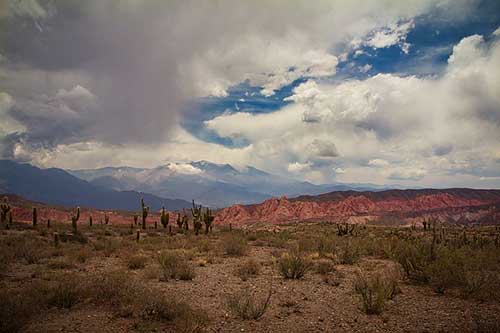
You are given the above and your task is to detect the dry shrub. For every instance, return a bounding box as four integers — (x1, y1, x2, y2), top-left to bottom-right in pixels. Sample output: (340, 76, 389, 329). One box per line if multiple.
(157, 250, 195, 280)
(127, 254, 148, 270)
(226, 287, 272, 320)
(0, 284, 46, 332)
(235, 259, 260, 281)
(314, 259, 336, 275)
(46, 257, 76, 270)
(336, 239, 361, 265)
(278, 250, 312, 279)
(46, 278, 82, 309)
(354, 268, 400, 315)
(221, 234, 248, 256)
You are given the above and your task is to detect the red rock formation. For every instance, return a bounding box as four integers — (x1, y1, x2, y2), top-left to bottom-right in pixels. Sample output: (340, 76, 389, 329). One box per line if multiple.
(214, 189, 500, 226)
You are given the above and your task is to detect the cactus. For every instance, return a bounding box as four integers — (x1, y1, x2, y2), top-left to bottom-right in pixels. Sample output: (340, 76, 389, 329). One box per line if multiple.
(89, 215, 93, 227)
(337, 223, 355, 236)
(47, 218, 51, 229)
(176, 213, 183, 229)
(104, 213, 109, 225)
(71, 207, 80, 232)
(141, 198, 149, 230)
(203, 208, 215, 234)
(7, 211, 12, 229)
(191, 200, 203, 235)
(1, 197, 11, 225)
(182, 210, 189, 231)
(133, 213, 138, 226)
(32, 207, 37, 227)
(160, 207, 169, 228)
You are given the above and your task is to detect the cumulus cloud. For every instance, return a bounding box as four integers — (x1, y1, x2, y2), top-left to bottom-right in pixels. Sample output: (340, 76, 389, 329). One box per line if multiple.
(364, 20, 415, 54)
(204, 31, 500, 186)
(1, 0, 496, 189)
(288, 162, 312, 173)
(1, 0, 465, 161)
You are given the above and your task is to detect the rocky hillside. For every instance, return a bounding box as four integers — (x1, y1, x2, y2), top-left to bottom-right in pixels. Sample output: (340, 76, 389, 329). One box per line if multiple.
(214, 189, 500, 226)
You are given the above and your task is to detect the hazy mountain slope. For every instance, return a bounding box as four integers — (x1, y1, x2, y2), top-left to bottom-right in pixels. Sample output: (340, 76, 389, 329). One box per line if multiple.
(69, 160, 384, 207)
(0, 160, 190, 211)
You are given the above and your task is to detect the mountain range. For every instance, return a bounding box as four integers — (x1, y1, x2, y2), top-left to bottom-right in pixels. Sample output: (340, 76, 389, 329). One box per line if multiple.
(0, 160, 190, 211)
(68, 160, 384, 207)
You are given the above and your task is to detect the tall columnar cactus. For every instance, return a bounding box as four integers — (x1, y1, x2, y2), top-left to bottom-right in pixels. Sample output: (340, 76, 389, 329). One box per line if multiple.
(203, 208, 214, 234)
(71, 207, 80, 232)
(141, 198, 149, 230)
(176, 213, 183, 229)
(182, 213, 189, 231)
(160, 207, 169, 228)
(1, 197, 11, 225)
(191, 200, 203, 235)
(89, 215, 93, 227)
(104, 213, 109, 225)
(133, 213, 138, 226)
(32, 207, 37, 227)
(8, 211, 13, 228)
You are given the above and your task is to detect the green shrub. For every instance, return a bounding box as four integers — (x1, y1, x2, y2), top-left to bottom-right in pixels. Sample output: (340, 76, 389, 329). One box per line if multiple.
(278, 251, 311, 279)
(337, 240, 361, 265)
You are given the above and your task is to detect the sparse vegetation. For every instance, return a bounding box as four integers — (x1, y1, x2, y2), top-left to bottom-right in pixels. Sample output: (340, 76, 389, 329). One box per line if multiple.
(1, 211, 500, 331)
(221, 233, 248, 256)
(278, 250, 311, 279)
(354, 267, 400, 315)
(235, 258, 260, 280)
(127, 254, 148, 269)
(226, 287, 272, 320)
(157, 250, 195, 280)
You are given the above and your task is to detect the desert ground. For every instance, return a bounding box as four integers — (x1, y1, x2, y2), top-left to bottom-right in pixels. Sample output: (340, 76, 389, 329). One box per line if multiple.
(1, 215, 500, 333)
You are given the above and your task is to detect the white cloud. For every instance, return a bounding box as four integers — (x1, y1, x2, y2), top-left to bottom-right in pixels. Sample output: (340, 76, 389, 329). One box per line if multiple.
(493, 27, 500, 37)
(334, 167, 346, 174)
(203, 32, 500, 187)
(364, 20, 415, 54)
(288, 162, 312, 173)
(368, 159, 390, 167)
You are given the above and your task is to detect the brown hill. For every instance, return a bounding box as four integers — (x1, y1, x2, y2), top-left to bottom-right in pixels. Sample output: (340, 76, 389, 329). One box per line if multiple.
(214, 188, 500, 226)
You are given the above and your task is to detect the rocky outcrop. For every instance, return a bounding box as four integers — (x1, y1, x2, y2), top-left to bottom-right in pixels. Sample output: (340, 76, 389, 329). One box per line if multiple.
(214, 189, 500, 226)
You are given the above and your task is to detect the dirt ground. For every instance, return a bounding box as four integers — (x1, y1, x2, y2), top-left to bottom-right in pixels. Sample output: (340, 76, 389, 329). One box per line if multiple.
(1, 223, 500, 333)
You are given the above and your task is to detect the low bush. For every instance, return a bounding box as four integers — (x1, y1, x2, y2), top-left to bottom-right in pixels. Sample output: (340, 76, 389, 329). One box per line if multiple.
(157, 250, 195, 280)
(314, 259, 336, 275)
(221, 234, 248, 256)
(337, 240, 361, 265)
(226, 287, 272, 320)
(278, 250, 311, 279)
(126, 254, 148, 270)
(235, 259, 260, 281)
(354, 268, 400, 315)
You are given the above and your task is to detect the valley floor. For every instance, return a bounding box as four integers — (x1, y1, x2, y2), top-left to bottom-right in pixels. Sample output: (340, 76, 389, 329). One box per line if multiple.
(1, 222, 499, 332)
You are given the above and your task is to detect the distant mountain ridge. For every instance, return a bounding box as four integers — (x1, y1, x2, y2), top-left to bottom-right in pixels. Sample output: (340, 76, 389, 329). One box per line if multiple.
(0, 160, 190, 211)
(69, 160, 384, 207)
(215, 188, 500, 226)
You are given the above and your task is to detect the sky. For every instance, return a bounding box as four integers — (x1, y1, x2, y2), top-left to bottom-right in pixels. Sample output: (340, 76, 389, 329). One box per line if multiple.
(0, 0, 500, 188)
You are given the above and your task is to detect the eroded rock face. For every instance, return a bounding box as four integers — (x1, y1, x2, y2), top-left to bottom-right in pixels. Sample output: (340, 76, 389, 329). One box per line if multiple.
(214, 189, 500, 226)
